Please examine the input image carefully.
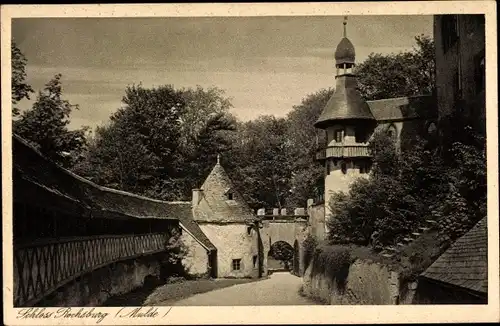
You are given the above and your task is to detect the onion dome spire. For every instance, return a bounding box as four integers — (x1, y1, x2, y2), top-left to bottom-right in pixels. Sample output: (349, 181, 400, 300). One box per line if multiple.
(335, 16, 356, 66)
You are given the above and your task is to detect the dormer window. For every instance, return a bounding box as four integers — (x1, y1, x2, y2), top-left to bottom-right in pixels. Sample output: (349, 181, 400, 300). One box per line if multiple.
(225, 188, 234, 200)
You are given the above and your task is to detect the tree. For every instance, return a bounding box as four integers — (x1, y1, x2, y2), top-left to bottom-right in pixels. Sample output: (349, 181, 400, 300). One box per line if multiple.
(11, 41, 34, 116)
(285, 89, 333, 207)
(14, 74, 88, 168)
(356, 35, 435, 101)
(226, 116, 292, 209)
(269, 241, 294, 269)
(74, 84, 237, 200)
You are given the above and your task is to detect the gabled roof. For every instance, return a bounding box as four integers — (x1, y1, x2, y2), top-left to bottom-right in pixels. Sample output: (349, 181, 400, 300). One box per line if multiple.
(193, 161, 255, 223)
(421, 217, 488, 294)
(13, 134, 216, 251)
(169, 202, 217, 251)
(367, 95, 435, 122)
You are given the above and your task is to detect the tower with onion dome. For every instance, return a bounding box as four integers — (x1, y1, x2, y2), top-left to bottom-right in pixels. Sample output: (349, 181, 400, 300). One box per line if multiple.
(314, 17, 376, 224)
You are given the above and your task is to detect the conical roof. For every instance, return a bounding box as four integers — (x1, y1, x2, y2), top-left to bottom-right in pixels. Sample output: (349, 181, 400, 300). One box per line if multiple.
(335, 37, 356, 65)
(314, 75, 375, 129)
(193, 159, 255, 223)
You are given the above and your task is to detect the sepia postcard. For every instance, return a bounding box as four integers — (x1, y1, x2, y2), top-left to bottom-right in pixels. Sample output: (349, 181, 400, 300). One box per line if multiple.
(1, 2, 499, 325)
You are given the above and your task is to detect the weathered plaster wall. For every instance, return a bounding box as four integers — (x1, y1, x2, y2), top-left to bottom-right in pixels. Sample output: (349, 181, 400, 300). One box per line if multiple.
(302, 257, 410, 305)
(199, 223, 258, 278)
(38, 254, 164, 307)
(308, 203, 326, 241)
(180, 231, 209, 277)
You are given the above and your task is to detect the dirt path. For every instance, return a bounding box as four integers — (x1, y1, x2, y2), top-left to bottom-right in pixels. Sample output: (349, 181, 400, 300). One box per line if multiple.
(158, 272, 317, 306)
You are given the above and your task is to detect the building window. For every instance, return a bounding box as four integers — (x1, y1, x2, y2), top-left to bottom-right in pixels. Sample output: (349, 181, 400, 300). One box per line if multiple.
(253, 255, 258, 268)
(387, 124, 397, 139)
(227, 192, 233, 200)
(232, 259, 241, 271)
(474, 50, 485, 94)
(334, 129, 344, 143)
(441, 15, 459, 53)
(341, 161, 347, 174)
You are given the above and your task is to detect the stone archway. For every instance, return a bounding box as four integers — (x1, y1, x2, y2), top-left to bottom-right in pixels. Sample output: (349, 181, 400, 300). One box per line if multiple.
(267, 241, 294, 271)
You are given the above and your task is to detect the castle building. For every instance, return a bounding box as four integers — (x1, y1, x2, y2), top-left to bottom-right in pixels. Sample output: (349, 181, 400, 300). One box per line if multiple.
(186, 155, 262, 278)
(433, 14, 485, 132)
(315, 18, 436, 233)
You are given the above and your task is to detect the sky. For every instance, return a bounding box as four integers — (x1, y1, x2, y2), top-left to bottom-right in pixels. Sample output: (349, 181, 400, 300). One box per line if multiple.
(12, 15, 433, 130)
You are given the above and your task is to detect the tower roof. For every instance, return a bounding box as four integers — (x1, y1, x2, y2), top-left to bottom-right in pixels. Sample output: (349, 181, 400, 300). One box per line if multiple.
(335, 17, 356, 65)
(314, 75, 375, 128)
(193, 158, 255, 223)
(335, 37, 356, 65)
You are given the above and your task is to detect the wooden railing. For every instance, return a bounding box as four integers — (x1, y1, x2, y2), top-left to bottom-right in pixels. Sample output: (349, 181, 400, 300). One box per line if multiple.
(13, 233, 171, 307)
(316, 144, 371, 160)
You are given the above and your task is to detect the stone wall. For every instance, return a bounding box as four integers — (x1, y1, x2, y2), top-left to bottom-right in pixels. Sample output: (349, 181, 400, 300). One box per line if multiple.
(199, 223, 259, 278)
(38, 254, 165, 307)
(180, 230, 209, 277)
(302, 257, 416, 305)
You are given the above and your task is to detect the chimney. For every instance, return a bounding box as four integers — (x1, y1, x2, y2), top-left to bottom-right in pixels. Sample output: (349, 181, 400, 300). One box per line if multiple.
(192, 189, 203, 207)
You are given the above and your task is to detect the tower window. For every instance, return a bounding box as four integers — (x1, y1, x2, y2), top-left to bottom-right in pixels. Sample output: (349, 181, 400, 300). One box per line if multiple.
(227, 192, 233, 200)
(232, 259, 241, 271)
(341, 161, 347, 174)
(334, 129, 344, 143)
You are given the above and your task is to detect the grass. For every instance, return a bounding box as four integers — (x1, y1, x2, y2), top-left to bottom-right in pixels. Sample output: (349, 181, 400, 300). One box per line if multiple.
(103, 278, 261, 306)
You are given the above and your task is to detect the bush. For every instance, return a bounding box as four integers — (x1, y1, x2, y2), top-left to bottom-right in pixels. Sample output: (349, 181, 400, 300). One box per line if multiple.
(312, 245, 354, 293)
(303, 234, 318, 270)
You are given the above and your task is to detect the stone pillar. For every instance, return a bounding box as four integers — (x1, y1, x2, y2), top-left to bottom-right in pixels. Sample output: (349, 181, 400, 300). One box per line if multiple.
(294, 208, 305, 215)
(272, 208, 279, 216)
(280, 208, 287, 215)
(307, 198, 314, 208)
(257, 208, 265, 216)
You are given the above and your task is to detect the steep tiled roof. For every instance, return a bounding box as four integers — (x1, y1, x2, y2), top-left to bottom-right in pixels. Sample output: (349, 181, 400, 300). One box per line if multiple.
(13, 134, 215, 250)
(367, 95, 435, 122)
(315, 75, 376, 128)
(421, 218, 488, 294)
(194, 161, 255, 223)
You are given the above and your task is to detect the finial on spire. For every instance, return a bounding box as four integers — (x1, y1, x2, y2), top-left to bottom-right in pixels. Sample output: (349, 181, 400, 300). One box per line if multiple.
(343, 16, 348, 38)
(217, 154, 220, 165)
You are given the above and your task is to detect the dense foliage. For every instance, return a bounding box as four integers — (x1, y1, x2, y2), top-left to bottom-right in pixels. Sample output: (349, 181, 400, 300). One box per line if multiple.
(327, 112, 486, 247)
(356, 35, 435, 100)
(11, 41, 34, 116)
(14, 74, 89, 168)
(73, 84, 236, 200)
